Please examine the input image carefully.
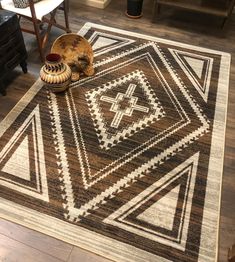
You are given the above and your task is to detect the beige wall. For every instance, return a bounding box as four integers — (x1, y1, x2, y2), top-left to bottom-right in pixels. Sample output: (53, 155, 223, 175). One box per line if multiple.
(71, 0, 111, 9)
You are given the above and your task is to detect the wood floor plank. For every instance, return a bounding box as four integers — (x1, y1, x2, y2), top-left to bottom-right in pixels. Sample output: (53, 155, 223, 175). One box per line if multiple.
(0, 234, 64, 262)
(67, 247, 111, 262)
(0, 219, 73, 261)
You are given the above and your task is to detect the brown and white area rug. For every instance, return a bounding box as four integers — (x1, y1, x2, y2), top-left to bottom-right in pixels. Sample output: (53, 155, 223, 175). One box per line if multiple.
(0, 23, 231, 262)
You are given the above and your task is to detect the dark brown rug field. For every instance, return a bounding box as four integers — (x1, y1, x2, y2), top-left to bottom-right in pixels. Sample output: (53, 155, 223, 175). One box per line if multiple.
(0, 23, 231, 262)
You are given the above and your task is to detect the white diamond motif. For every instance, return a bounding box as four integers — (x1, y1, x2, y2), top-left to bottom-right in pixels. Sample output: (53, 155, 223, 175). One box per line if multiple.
(100, 83, 149, 128)
(86, 70, 165, 150)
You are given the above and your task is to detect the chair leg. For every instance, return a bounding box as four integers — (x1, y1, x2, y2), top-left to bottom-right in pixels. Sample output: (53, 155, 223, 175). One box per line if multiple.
(222, 0, 235, 28)
(32, 18, 44, 61)
(152, 0, 161, 22)
(30, 0, 71, 60)
(43, 0, 71, 34)
(221, 16, 228, 28)
(63, 0, 71, 33)
(42, 9, 57, 49)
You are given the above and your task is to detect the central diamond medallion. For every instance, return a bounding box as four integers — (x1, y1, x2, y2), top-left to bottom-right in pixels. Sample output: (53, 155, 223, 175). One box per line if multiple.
(86, 70, 165, 149)
(100, 83, 149, 128)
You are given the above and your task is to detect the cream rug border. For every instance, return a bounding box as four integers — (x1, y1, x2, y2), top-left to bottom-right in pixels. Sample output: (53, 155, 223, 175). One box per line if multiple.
(0, 23, 231, 262)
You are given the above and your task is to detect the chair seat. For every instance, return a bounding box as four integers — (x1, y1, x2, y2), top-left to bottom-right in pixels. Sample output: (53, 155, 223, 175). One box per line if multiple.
(1, 0, 64, 20)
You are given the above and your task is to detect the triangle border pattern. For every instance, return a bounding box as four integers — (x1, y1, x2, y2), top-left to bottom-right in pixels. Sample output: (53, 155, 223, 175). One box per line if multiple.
(103, 152, 199, 251)
(169, 48, 213, 102)
(88, 31, 135, 57)
(0, 105, 49, 202)
(2, 135, 31, 181)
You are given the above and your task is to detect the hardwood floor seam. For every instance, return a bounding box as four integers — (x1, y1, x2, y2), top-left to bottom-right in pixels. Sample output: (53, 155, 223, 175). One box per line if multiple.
(0, 231, 67, 262)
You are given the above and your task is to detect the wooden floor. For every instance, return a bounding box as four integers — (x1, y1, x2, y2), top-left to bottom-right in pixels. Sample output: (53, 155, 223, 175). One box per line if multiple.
(0, 0, 235, 261)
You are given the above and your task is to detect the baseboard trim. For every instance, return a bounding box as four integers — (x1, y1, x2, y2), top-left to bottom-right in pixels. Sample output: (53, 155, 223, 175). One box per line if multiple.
(78, 0, 111, 9)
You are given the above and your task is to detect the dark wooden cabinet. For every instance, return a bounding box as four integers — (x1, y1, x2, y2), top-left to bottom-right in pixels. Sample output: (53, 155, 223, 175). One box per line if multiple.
(0, 10, 27, 96)
(152, 0, 235, 27)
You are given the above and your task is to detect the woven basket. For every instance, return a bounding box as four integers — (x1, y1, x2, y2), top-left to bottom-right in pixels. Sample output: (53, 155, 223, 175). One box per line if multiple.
(13, 0, 41, 8)
(51, 34, 94, 82)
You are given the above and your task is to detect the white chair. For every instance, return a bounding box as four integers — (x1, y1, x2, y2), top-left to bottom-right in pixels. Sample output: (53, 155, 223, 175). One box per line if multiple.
(0, 0, 71, 61)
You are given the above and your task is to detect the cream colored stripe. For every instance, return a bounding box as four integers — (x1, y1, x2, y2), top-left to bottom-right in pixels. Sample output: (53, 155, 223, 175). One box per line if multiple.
(198, 50, 231, 262)
(80, 22, 231, 57)
(49, 93, 75, 209)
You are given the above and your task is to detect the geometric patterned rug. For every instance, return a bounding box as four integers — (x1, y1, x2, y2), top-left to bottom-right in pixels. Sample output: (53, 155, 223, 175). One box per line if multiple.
(0, 23, 231, 262)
